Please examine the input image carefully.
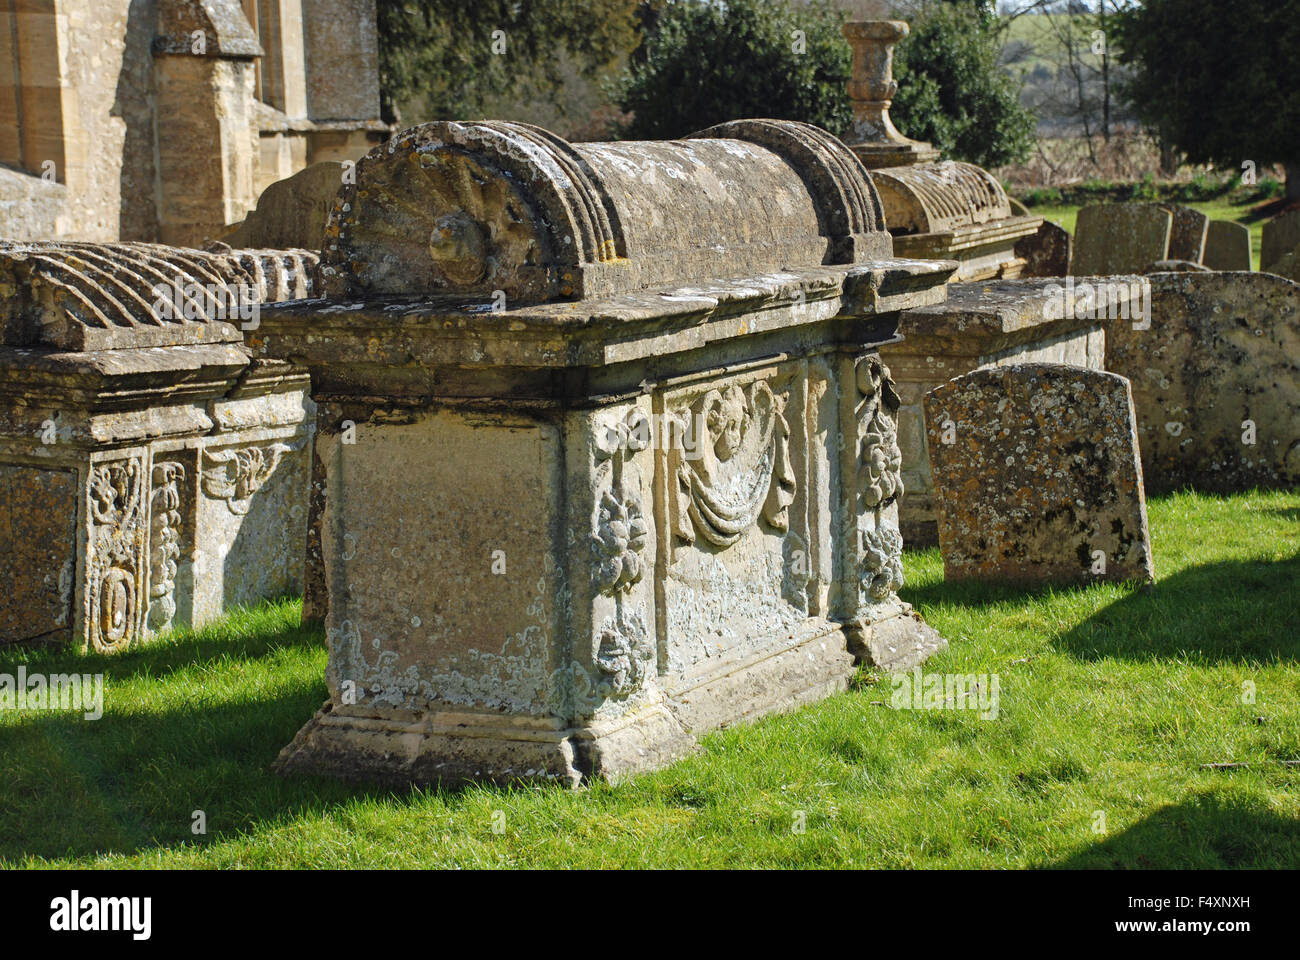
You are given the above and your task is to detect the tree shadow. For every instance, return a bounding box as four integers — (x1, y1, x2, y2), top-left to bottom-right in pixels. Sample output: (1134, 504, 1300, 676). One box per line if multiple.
(900, 574, 1105, 613)
(0, 608, 529, 863)
(1046, 793, 1300, 868)
(1053, 553, 1300, 665)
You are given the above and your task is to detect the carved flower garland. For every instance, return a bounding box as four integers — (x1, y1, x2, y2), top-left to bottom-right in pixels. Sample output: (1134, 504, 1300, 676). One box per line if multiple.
(593, 487, 648, 594)
(858, 356, 904, 509)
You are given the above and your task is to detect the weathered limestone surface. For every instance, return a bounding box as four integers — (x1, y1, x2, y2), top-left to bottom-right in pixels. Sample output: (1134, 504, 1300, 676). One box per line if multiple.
(222, 161, 344, 250)
(1261, 209, 1300, 272)
(1102, 271, 1300, 492)
(0, 0, 385, 245)
(924, 363, 1154, 585)
(887, 278, 1118, 544)
(1072, 204, 1171, 275)
(1015, 220, 1071, 277)
(262, 119, 954, 787)
(1203, 221, 1252, 272)
(0, 240, 316, 649)
(302, 0, 382, 124)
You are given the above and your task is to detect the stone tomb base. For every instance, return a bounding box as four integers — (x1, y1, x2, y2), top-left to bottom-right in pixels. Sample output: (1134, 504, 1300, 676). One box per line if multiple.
(262, 117, 954, 786)
(273, 351, 946, 787)
(277, 614, 941, 787)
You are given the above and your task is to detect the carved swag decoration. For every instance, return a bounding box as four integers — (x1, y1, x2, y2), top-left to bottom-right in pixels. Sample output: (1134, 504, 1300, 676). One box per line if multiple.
(591, 408, 653, 700)
(672, 379, 795, 548)
(200, 442, 296, 515)
(857, 356, 905, 601)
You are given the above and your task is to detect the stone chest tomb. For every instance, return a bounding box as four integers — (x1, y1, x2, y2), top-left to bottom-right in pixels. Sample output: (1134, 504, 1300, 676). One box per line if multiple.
(0, 241, 316, 649)
(260, 119, 956, 785)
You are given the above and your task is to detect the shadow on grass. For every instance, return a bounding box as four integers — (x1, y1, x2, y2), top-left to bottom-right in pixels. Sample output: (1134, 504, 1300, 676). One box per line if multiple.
(900, 574, 1099, 613)
(0, 604, 522, 863)
(1053, 553, 1300, 665)
(903, 547, 1299, 666)
(1048, 793, 1300, 868)
(1, 596, 321, 684)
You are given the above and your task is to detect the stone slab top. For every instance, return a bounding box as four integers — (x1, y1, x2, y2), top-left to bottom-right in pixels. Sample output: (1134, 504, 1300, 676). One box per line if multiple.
(257, 258, 957, 372)
(896, 276, 1142, 353)
(0, 342, 253, 415)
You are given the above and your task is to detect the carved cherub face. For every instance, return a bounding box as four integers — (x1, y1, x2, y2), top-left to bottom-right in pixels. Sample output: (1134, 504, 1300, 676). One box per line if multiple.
(429, 212, 488, 285)
(707, 385, 749, 461)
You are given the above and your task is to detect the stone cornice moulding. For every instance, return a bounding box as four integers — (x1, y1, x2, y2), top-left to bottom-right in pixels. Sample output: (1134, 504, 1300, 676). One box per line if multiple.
(258, 259, 958, 380)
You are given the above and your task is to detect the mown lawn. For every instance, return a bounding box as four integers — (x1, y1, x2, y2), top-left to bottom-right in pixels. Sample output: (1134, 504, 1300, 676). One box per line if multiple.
(1, 490, 1297, 869)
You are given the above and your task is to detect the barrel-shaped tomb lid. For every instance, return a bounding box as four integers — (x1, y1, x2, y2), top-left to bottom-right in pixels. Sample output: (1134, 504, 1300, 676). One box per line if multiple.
(317, 119, 893, 304)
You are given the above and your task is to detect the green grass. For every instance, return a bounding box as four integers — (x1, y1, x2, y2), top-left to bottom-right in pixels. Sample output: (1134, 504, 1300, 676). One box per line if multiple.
(2, 490, 1297, 868)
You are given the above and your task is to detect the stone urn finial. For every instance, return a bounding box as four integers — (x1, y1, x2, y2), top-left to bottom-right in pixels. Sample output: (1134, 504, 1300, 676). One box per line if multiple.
(842, 20, 939, 168)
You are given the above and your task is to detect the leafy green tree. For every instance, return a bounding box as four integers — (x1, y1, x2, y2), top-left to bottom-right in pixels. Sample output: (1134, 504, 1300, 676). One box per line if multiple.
(377, 0, 638, 124)
(615, 0, 852, 139)
(1115, 0, 1300, 197)
(615, 0, 1033, 170)
(891, 2, 1035, 168)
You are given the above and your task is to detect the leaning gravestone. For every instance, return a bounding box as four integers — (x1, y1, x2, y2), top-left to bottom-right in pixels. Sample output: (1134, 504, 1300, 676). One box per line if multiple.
(1266, 244, 1300, 283)
(1160, 204, 1209, 263)
(1072, 203, 1171, 276)
(221, 161, 345, 250)
(1103, 271, 1300, 493)
(1202, 220, 1252, 271)
(1014, 220, 1071, 277)
(1261, 209, 1300, 272)
(887, 278, 1116, 545)
(924, 363, 1154, 585)
(258, 118, 954, 787)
